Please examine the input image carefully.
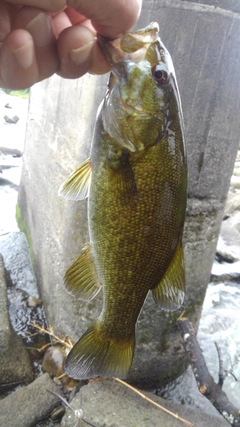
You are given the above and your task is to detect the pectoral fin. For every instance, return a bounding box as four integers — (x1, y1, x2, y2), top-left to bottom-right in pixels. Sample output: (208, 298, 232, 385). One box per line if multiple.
(64, 243, 101, 301)
(58, 158, 92, 200)
(152, 240, 185, 311)
(109, 151, 139, 203)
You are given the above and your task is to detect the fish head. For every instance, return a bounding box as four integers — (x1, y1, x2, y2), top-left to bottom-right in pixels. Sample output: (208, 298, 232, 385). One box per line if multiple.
(99, 23, 183, 152)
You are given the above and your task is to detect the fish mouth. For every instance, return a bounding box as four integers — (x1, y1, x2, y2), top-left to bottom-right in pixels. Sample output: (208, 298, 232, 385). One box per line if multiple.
(98, 23, 159, 66)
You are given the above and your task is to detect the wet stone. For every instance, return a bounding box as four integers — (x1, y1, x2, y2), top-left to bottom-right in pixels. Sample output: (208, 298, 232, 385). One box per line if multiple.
(0, 253, 34, 391)
(0, 373, 63, 427)
(50, 405, 66, 422)
(7, 287, 48, 349)
(0, 232, 50, 381)
(216, 235, 240, 264)
(42, 346, 66, 378)
(60, 379, 229, 427)
(211, 261, 240, 283)
(0, 232, 39, 297)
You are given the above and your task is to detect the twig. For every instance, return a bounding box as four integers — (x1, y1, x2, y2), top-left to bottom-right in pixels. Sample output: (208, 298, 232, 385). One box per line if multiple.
(228, 371, 238, 382)
(178, 317, 240, 426)
(114, 377, 194, 427)
(31, 322, 73, 348)
(214, 341, 225, 388)
(47, 389, 99, 427)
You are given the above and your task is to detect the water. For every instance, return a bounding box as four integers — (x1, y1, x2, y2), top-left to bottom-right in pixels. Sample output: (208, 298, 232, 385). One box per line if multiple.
(198, 280, 240, 408)
(158, 277, 240, 414)
(1, 91, 239, 413)
(0, 90, 28, 234)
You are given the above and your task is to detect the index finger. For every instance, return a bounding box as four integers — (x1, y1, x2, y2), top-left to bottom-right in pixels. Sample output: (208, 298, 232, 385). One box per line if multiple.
(3, 0, 67, 13)
(67, 0, 142, 38)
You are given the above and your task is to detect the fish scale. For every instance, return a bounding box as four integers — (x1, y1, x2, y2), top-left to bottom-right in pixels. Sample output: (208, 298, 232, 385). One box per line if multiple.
(58, 22, 187, 380)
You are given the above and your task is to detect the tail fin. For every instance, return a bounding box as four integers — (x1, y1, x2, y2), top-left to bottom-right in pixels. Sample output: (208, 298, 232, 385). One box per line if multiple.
(65, 322, 135, 380)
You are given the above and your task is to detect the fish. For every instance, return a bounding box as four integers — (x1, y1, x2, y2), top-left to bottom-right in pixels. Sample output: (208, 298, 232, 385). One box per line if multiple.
(58, 22, 187, 380)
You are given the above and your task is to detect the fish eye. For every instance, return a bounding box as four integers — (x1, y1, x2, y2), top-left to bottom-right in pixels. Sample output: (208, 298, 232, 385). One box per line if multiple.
(152, 65, 168, 84)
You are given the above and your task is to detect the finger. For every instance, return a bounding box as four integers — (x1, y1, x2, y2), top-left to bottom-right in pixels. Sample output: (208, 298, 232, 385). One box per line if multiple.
(90, 39, 111, 75)
(64, 7, 86, 25)
(51, 10, 72, 37)
(0, 3, 11, 41)
(50, 9, 95, 37)
(13, 8, 59, 82)
(4, 0, 67, 13)
(56, 25, 110, 79)
(0, 29, 38, 89)
(67, 0, 142, 38)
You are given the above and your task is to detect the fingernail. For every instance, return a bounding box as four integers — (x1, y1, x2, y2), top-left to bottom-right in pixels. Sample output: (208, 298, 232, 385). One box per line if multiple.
(69, 40, 94, 64)
(13, 40, 34, 69)
(26, 12, 52, 48)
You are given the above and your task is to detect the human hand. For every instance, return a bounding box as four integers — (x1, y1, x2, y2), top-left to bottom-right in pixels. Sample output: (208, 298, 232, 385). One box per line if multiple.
(0, 0, 142, 89)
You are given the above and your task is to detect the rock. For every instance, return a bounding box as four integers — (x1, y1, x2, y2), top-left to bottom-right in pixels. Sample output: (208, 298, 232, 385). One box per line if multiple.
(0, 232, 39, 297)
(0, 164, 19, 170)
(42, 346, 66, 378)
(60, 379, 229, 427)
(50, 405, 66, 422)
(0, 92, 28, 157)
(0, 254, 34, 390)
(26, 295, 42, 308)
(211, 261, 240, 282)
(4, 114, 19, 124)
(216, 235, 240, 263)
(7, 287, 48, 350)
(42, 346, 80, 390)
(230, 175, 240, 190)
(233, 167, 240, 177)
(0, 155, 22, 170)
(216, 212, 240, 262)
(224, 190, 240, 216)
(0, 176, 19, 189)
(0, 373, 63, 427)
(0, 146, 22, 156)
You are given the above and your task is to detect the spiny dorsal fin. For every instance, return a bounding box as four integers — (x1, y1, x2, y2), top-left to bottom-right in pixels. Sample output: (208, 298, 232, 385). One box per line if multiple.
(152, 239, 185, 311)
(64, 243, 101, 301)
(58, 158, 91, 200)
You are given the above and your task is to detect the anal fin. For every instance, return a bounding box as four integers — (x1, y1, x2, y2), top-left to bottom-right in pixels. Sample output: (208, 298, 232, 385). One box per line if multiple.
(152, 240, 185, 311)
(58, 158, 92, 200)
(64, 243, 101, 301)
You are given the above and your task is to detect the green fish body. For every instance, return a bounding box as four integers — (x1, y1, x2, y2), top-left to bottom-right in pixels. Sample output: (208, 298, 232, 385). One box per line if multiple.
(59, 23, 187, 380)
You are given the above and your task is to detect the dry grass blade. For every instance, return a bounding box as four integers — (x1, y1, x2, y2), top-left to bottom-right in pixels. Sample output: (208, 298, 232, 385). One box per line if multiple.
(114, 378, 194, 427)
(31, 322, 73, 348)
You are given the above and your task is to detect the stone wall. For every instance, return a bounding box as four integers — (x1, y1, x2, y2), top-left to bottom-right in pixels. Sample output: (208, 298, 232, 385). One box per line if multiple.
(18, 1, 240, 388)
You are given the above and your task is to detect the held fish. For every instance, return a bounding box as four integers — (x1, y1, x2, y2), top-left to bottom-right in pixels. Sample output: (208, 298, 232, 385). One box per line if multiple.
(59, 23, 187, 380)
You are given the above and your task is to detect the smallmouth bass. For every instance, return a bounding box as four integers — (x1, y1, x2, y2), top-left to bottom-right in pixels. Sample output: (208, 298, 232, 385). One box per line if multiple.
(59, 23, 187, 380)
